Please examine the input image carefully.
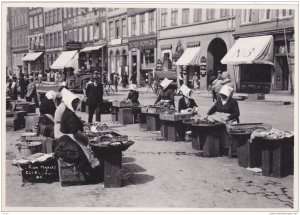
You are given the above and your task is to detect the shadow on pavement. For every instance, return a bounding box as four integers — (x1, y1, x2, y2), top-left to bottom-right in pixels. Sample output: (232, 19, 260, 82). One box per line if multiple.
(122, 156, 135, 164)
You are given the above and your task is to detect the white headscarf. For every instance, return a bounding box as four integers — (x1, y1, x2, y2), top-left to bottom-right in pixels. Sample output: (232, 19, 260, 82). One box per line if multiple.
(129, 84, 137, 91)
(160, 78, 173, 90)
(180, 84, 192, 98)
(219, 85, 233, 105)
(45, 90, 57, 101)
(61, 88, 80, 112)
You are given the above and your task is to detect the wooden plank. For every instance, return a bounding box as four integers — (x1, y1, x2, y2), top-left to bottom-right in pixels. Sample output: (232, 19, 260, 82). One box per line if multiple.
(104, 149, 122, 188)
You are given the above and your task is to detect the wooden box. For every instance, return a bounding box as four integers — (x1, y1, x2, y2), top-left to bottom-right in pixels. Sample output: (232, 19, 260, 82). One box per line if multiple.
(113, 100, 133, 108)
(146, 113, 160, 131)
(118, 108, 133, 125)
(20, 158, 59, 183)
(13, 117, 26, 131)
(159, 113, 192, 121)
(234, 133, 263, 168)
(141, 105, 164, 114)
(111, 106, 119, 122)
(161, 120, 186, 142)
(58, 159, 87, 186)
(139, 112, 147, 130)
(261, 137, 294, 178)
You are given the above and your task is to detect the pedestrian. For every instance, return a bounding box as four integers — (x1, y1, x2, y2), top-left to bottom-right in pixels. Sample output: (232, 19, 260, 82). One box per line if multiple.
(47, 72, 51, 82)
(10, 76, 18, 101)
(122, 72, 128, 88)
(6, 78, 12, 97)
(179, 72, 184, 86)
(154, 78, 175, 109)
(86, 76, 103, 123)
(19, 73, 26, 99)
(39, 90, 58, 117)
(178, 84, 198, 114)
(130, 70, 137, 84)
(26, 76, 39, 107)
(192, 72, 199, 90)
(38, 72, 43, 85)
(113, 73, 119, 92)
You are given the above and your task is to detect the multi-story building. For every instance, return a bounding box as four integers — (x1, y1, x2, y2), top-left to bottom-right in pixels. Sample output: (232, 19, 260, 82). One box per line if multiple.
(24, 7, 45, 76)
(127, 8, 157, 86)
(9, 7, 29, 77)
(228, 8, 295, 94)
(44, 7, 64, 75)
(61, 7, 107, 74)
(157, 8, 235, 90)
(107, 8, 128, 82)
(6, 11, 12, 76)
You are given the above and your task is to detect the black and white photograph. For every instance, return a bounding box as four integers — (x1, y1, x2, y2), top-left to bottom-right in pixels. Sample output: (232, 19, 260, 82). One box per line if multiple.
(2, 1, 298, 212)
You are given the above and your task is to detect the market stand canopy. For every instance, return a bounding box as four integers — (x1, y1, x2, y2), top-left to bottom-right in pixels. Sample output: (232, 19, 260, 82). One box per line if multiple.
(50, 50, 78, 70)
(221, 35, 274, 66)
(176, 46, 201, 66)
(22, 52, 43, 62)
(80, 45, 103, 53)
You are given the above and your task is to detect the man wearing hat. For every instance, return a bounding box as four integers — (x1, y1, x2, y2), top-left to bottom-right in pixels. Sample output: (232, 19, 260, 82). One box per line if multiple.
(154, 78, 176, 109)
(26, 76, 39, 107)
(178, 84, 198, 114)
(86, 75, 103, 123)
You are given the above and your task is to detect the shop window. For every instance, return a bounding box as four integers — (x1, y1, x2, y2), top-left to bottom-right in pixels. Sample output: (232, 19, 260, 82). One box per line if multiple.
(206, 9, 215, 20)
(115, 20, 120, 38)
(194, 9, 202, 22)
(171, 8, 178, 26)
(122, 18, 127, 37)
(220, 9, 230, 18)
(149, 11, 154, 33)
(89, 25, 93, 41)
(275, 41, 290, 55)
(182, 8, 189, 24)
(161, 8, 167, 28)
(145, 49, 155, 64)
(259, 9, 271, 21)
(241, 9, 252, 24)
(109, 21, 114, 39)
(131, 16, 136, 36)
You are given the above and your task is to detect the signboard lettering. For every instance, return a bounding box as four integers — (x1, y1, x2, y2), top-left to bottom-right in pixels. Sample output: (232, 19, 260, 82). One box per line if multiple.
(129, 38, 156, 50)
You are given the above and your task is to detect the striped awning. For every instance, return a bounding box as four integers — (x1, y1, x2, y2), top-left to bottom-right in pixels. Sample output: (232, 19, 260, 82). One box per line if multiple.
(176, 46, 201, 66)
(22, 52, 43, 62)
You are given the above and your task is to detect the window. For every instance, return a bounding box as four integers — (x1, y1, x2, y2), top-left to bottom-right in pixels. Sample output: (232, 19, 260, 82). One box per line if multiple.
(182, 8, 189, 24)
(78, 27, 82, 42)
(109, 21, 114, 39)
(58, 31, 61, 46)
(45, 34, 49, 48)
(194, 9, 202, 22)
(102, 22, 106, 39)
(139, 14, 145, 35)
(76, 8, 80, 15)
(63, 8, 67, 18)
(73, 8, 76, 16)
(122, 18, 126, 37)
(67, 8, 71, 18)
(220, 9, 230, 17)
(39, 14, 43, 27)
(259, 9, 271, 21)
(50, 33, 53, 48)
(69, 30, 73, 41)
(53, 9, 57, 23)
(144, 49, 155, 63)
(70, 8, 73, 17)
(241, 9, 252, 24)
(115, 20, 120, 38)
(24, 13, 27, 24)
(94, 23, 99, 40)
(274, 9, 293, 18)
(74, 28, 78, 41)
(29, 17, 33, 29)
(206, 9, 215, 20)
(161, 9, 167, 28)
(34, 15, 39, 28)
(171, 8, 178, 26)
(84, 26, 88, 41)
(64, 30, 68, 42)
(49, 11, 52, 25)
(131, 16, 136, 36)
(88, 8, 93, 12)
(45, 12, 49, 26)
(149, 11, 154, 33)
(89, 25, 93, 41)
(54, 32, 57, 47)
(57, 8, 61, 22)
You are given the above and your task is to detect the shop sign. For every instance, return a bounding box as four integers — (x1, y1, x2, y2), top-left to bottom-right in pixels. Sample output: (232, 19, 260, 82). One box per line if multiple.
(128, 38, 156, 50)
(66, 41, 82, 51)
(110, 38, 122, 45)
(173, 41, 184, 62)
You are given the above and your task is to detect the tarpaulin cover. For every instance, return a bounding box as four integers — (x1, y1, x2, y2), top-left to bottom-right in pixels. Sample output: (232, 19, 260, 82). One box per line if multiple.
(50, 50, 78, 70)
(221, 35, 274, 65)
(176, 46, 201, 66)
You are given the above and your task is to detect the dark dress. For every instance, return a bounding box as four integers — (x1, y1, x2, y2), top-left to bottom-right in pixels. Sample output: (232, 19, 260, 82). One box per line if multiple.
(86, 83, 103, 123)
(39, 97, 56, 117)
(178, 97, 198, 113)
(154, 88, 175, 108)
(60, 107, 84, 134)
(207, 97, 240, 121)
(127, 90, 140, 105)
(10, 82, 18, 100)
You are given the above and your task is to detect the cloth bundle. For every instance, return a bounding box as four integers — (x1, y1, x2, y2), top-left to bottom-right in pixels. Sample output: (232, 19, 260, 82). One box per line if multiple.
(207, 112, 230, 124)
(250, 128, 294, 142)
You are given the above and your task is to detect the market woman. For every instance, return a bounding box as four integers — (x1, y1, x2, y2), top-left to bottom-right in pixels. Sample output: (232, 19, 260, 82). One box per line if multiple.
(154, 78, 175, 109)
(26, 76, 39, 107)
(124, 84, 140, 106)
(39, 90, 58, 117)
(178, 84, 198, 114)
(56, 88, 99, 178)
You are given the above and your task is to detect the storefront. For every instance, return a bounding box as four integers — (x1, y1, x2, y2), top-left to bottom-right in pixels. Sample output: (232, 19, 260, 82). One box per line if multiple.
(22, 52, 44, 77)
(221, 35, 275, 94)
(79, 45, 107, 74)
(108, 44, 128, 83)
(128, 36, 157, 86)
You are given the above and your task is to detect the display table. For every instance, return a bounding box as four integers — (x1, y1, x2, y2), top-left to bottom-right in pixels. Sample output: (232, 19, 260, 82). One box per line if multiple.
(159, 113, 192, 142)
(141, 105, 166, 131)
(112, 100, 141, 125)
(191, 121, 223, 157)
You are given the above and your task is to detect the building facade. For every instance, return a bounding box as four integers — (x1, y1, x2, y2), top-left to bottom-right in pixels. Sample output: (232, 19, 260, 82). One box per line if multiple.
(157, 8, 235, 90)
(44, 7, 64, 75)
(9, 7, 29, 77)
(107, 8, 128, 82)
(62, 7, 107, 73)
(6, 11, 12, 76)
(127, 8, 157, 86)
(233, 9, 295, 94)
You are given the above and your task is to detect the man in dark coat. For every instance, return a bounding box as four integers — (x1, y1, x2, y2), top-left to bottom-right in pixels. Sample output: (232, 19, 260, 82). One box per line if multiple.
(19, 73, 26, 99)
(10, 76, 18, 101)
(86, 76, 103, 123)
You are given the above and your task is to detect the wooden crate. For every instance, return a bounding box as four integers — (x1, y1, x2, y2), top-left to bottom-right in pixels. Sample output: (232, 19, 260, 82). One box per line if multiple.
(139, 112, 147, 130)
(141, 105, 164, 114)
(162, 120, 186, 142)
(113, 100, 133, 108)
(146, 113, 160, 131)
(118, 108, 133, 125)
(58, 159, 87, 186)
(111, 106, 119, 122)
(261, 137, 294, 178)
(159, 113, 192, 121)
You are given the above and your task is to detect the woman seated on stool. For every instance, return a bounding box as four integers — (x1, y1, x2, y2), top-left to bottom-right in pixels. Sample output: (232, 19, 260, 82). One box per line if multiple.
(178, 84, 198, 114)
(206, 85, 240, 155)
(124, 84, 140, 106)
(154, 78, 175, 109)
